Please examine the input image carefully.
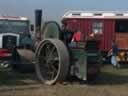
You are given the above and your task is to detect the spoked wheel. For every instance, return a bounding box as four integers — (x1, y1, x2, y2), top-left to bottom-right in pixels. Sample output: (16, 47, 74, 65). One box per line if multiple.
(35, 39, 70, 85)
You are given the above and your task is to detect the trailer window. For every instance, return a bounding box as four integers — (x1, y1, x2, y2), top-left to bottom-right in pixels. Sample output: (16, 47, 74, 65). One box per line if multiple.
(92, 21, 103, 34)
(115, 20, 128, 33)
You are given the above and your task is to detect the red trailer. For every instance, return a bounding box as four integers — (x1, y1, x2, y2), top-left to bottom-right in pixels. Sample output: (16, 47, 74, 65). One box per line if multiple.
(62, 11, 128, 62)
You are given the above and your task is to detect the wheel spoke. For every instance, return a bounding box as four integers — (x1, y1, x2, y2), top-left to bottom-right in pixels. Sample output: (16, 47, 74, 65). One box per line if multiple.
(53, 57, 59, 61)
(45, 45, 50, 57)
(46, 55, 59, 80)
(39, 55, 47, 60)
(48, 46, 56, 57)
(50, 67, 58, 79)
(47, 46, 58, 64)
(51, 63, 58, 72)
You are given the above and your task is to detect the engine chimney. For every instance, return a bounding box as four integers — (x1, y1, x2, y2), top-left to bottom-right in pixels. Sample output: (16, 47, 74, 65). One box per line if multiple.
(35, 9, 42, 41)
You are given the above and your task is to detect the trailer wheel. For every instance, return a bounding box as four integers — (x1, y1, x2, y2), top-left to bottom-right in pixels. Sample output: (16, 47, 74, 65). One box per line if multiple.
(35, 39, 70, 85)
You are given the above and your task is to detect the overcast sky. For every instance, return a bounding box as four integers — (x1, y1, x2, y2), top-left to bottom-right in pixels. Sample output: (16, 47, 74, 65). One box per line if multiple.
(0, 0, 128, 23)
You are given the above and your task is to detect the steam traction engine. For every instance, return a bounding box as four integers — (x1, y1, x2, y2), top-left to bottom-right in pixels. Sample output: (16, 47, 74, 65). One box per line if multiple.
(35, 21, 102, 85)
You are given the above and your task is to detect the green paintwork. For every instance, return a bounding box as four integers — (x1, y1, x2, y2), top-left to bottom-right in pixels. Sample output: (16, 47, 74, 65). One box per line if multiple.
(43, 21, 60, 39)
(71, 48, 87, 80)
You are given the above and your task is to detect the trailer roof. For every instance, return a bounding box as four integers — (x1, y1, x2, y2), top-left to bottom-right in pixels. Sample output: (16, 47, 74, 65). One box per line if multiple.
(0, 16, 29, 21)
(63, 11, 128, 19)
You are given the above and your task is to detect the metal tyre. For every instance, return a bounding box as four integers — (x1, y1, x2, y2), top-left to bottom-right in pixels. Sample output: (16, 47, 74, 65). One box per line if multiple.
(35, 39, 70, 85)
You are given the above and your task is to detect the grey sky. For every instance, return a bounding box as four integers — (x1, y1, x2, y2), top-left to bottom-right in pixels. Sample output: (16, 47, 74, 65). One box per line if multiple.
(0, 0, 128, 23)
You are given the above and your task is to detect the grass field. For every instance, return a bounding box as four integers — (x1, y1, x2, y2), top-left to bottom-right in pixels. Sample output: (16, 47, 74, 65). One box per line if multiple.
(0, 69, 38, 86)
(0, 65, 128, 96)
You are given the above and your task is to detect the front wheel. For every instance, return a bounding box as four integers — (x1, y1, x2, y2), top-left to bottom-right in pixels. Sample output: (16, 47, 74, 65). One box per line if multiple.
(35, 39, 70, 85)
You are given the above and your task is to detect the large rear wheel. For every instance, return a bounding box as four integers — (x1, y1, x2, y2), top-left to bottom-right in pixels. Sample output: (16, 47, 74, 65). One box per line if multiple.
(35, 39, 70, 85)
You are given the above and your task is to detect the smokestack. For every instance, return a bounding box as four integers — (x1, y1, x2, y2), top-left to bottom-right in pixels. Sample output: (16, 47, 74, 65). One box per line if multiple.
(35, 9, 42, 40)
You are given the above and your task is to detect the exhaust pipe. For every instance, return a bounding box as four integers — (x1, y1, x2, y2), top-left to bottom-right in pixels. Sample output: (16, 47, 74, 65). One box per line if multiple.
(35, 9, 42, 41)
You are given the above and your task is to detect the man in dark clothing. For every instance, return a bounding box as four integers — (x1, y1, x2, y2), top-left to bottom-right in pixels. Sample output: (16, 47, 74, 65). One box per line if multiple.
(112, 41, 118, 56)
(61, 24, 74, 44)
(108, 40, 120, 68)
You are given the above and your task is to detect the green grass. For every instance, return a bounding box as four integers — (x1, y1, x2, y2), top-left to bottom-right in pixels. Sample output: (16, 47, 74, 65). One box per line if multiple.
(0, 70, 14, 85)
(0, 69, 37, 86)
(93, 65, 128, 85)
(1, 65, 128, 86)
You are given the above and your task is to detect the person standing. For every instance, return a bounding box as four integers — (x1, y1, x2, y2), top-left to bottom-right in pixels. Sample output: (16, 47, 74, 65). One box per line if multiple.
(108, 40, 120, 68)
(61, 23, 74, 44)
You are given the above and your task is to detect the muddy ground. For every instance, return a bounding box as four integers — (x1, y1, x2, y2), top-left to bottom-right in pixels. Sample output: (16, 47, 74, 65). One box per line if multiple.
(0, 65, 128, 96)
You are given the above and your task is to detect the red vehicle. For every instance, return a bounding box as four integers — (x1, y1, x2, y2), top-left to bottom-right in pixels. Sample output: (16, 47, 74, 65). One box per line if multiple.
(62, 11, 128, 62)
